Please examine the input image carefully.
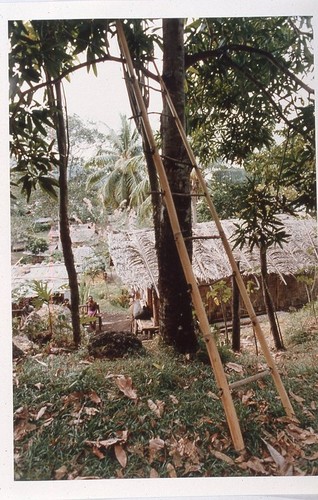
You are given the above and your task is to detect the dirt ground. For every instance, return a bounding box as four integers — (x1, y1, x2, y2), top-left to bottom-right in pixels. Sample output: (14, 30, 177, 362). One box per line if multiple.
(100, 310, 285, 344)
(100, 311, 132, 333)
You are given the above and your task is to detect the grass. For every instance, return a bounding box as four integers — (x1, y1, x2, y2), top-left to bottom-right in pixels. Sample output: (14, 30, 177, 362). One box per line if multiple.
(13, 302, 318, 480)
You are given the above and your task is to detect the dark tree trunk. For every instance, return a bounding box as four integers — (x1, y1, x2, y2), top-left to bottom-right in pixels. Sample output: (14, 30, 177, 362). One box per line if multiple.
(260, 244, 284, 351)
(55, 81, 81, 347)
(232, 264, 241, 352)
(157, 19, 197, 353)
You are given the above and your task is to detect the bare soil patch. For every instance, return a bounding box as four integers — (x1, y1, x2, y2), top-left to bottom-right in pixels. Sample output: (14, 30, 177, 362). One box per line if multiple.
(100, 311, 132, 333)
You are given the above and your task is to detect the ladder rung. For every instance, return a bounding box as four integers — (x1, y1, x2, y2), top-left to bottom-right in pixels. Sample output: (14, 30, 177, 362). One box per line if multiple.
(160, 154, 194, 167)
(171, 192, 206, 198)
(184, 235, 221, 241)
(229, 370, 270, 390)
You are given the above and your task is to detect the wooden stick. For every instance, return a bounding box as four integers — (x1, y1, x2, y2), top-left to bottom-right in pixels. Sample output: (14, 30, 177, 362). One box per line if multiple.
(116, 21, 245, 453)
(229, 370, 270, 390)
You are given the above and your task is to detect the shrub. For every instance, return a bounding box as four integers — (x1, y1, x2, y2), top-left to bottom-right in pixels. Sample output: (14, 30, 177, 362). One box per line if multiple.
(109, 289, 130, 308)
(23, 305, 74, 347)
(26, 237, 49, 255)
(285, 302, 318, 346)
(33, 222, 51, 233)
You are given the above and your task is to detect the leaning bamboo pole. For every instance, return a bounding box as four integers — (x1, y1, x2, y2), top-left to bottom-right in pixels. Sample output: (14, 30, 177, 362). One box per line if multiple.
(116, 21, 246, 452)
(153, 61, 295, 420)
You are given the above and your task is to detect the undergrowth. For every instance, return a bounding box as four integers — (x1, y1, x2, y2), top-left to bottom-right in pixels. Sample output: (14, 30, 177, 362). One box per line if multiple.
(13, 311, 318, 480)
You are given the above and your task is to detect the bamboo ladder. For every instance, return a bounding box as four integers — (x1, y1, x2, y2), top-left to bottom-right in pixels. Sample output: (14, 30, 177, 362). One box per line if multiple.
(116, 21, 295, 453)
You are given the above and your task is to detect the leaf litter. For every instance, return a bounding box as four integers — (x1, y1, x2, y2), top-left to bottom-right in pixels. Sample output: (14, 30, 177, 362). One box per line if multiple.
(13, 313, 318, 479)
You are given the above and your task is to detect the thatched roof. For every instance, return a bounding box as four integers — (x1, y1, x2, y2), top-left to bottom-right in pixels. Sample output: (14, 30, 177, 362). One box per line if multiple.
(11, 263, 70, 297)
(11, 246, 96, 297)
(108, 228, 159, 293)
(108, 215, 317, 290)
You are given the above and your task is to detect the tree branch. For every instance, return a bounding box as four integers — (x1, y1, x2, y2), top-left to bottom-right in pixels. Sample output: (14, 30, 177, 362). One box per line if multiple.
(222, 54, 314, 144)
(185, 44, 314, 95)
(10, 54, 124, 120)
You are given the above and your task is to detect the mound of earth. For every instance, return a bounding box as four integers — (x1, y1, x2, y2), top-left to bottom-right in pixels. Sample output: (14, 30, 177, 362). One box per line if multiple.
(88, 331, 144, 359)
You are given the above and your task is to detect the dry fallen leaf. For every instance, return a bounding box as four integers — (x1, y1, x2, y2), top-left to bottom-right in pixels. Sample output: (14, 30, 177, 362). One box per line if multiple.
(88, 390, 102, 404)
(55, 465, 68, 480)
(74, 476, 101, 480)
(289, 391, 305, 404)
(115, 376, 138, 400)
(149, 468, 159, 478)
(92, 446, 105, 460)
(14, 421, 37, 441)
(84, 407, 99, 416)
(99, 437, 122, 448)
(169, 395, 179, 404)
(226, 362, 244, 373)
(36, 406, 47, 421)
(207, 391, 219, 401)
(243, 456, 267, 475)
(114, 444, 127, 468)
(116, 430, 128, 442)
(149, 437, 165, 462)
(166, 462, 177, 478)
(42, 417, 54, 427)
(304, 451, 318, 461)
(262, 439, 294, 476)
(241, 389, 255, 405)
(88, 430, 128, 450)
(184, 462, 202, 474)
(147, 399, 165, 418)
(210, 449, 235, 465)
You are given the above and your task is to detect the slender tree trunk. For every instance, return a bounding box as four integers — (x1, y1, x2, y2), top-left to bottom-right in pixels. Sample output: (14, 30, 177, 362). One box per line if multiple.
(157, 19, 197, 353)
(260, 244, 284, 351)
(232, 264, 241, 352)
(54, 81, 81, 346)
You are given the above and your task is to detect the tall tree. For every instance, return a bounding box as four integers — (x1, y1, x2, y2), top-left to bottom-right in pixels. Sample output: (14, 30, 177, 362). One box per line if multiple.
(157, 19, 197, 353)
(9, 19, 111, 345)
(10, 17, 314, 354)
(232, 175, 292, 350)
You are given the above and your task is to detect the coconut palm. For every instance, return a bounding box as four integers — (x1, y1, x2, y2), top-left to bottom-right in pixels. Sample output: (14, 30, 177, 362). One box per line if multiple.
(86, 115, 152, 219)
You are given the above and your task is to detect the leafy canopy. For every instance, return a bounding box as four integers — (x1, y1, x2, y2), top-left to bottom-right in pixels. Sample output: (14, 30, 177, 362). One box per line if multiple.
(184, 16, 314, 165)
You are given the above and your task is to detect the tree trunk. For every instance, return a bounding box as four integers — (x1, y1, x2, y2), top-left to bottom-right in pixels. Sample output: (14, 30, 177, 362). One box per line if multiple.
(157, 19, 197, 353)
(232, 264, 241, 352)
(54, 81, 81, 347)
(260, 244, 284, 351)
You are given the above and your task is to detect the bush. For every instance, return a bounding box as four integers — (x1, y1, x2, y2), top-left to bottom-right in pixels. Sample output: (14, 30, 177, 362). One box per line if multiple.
(284, 302, 318, 346)
(23, 305, 74, 347)
(26, 236, 49, 255)
(195, 333, 236, 365)
(33, 222, 51, 233)
(46, 250, 63, 262)
(109, 289, 130, 308)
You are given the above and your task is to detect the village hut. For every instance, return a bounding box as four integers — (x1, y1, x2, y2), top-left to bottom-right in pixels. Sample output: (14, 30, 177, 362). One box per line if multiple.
(108, 215, 318, 322)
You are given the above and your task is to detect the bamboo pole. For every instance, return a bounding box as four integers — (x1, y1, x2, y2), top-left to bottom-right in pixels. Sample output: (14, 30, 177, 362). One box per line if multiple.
(229, 370, 270, 390)
(153, 62, 295, 420)
(116, 21, 245, 453)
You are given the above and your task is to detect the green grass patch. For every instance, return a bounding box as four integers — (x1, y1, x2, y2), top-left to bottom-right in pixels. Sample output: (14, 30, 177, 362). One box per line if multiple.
(13, 305, 318, 480)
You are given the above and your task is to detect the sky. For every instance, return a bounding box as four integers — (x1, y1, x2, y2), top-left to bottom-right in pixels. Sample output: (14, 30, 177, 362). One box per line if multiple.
(65, 61, 134, 131)
(63, 34, 162, 133)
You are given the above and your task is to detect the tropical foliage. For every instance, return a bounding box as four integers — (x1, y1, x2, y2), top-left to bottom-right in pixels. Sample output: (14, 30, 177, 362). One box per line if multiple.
(86, 115, 151, 220)
(184, 17, 314, 165)
(9, 16, 315, 352)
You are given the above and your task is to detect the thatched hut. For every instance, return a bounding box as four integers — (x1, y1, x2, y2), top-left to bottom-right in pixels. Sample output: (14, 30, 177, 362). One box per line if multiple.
(108, 215, 317, 321)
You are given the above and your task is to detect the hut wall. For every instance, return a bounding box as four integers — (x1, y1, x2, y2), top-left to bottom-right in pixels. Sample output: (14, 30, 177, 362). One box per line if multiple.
(200, 272, 317, 322)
